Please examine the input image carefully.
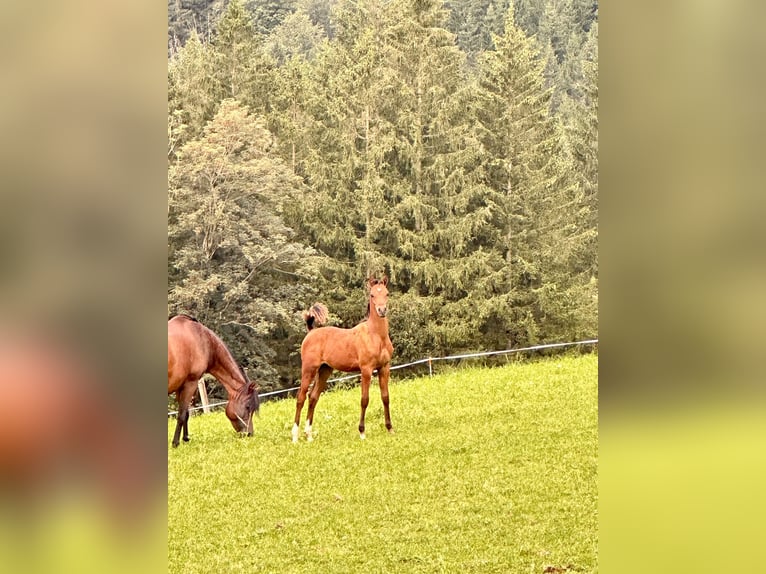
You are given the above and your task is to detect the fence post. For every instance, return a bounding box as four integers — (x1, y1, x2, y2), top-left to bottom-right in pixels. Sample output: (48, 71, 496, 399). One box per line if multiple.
(428, 357, 433, 376)
(198, 379, 210, 413)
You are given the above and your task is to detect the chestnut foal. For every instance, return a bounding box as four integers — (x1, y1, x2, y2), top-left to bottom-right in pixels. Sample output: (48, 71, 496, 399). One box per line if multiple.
(293, 277, 394, 442)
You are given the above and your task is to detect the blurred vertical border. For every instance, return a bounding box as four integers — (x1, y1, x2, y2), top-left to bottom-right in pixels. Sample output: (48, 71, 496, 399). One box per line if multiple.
(601, 1, 766, 572)
(0, 0, 166, 572)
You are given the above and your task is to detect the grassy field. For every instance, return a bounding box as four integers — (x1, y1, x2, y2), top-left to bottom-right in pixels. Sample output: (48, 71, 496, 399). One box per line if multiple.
(168, 354, 598, 573)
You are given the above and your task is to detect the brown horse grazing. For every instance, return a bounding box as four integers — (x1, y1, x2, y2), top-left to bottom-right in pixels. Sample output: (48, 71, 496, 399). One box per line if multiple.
(168, 315, 259, 448)
(293, 276, 394, 442)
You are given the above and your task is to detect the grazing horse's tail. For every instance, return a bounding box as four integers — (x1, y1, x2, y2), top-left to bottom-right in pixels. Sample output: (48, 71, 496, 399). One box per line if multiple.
(302, 303, 328, 331)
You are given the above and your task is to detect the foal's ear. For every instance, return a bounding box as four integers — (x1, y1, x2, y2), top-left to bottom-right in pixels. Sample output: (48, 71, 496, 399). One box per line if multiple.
(367, 277, 378, 289)
(381, 275, 388, 287)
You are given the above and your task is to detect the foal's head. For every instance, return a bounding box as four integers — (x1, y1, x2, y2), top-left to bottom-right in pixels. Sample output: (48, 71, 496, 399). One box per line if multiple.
(367, 276, 389, 318)
(225, 382, 260, 435)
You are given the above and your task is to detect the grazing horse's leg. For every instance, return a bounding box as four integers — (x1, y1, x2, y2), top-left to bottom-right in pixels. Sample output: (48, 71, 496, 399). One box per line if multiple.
(293, 365, 317, 443)
(181, 381, 197, 443)
(172, 382, 196, 448)
(378, 364, 393, 433)
(358, 367, 373, 440)
(175, 382, 197, 447)
(172, 389, 184, 448)
(181, 410, 190, 443)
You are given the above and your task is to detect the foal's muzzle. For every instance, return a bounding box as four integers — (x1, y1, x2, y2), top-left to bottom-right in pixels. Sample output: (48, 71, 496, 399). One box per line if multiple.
(376, 306, 387, 317)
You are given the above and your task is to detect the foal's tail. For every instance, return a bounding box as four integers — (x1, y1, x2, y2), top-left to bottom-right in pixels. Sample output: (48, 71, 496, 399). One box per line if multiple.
(302, 303, 328, 331)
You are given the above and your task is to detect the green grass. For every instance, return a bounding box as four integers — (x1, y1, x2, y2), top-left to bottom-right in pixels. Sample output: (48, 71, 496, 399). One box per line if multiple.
(168, 354, 598, 573)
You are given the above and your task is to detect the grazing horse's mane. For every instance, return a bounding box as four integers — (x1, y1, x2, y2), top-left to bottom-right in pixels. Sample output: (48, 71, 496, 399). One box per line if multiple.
(171, 314, 251, 388)
(206, 326, 252, 390)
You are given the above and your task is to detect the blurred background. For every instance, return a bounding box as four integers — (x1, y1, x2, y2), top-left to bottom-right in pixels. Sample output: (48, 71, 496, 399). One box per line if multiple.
(0, 0, 166, 572)
(600, 1, 766, 572)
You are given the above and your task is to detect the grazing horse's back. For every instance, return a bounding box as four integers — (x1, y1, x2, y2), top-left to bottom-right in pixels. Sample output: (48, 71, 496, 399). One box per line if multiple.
(167, 316, 212, 394)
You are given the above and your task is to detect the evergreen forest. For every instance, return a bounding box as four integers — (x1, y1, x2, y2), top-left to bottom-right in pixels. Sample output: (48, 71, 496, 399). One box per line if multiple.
(167, 0, 598, 394)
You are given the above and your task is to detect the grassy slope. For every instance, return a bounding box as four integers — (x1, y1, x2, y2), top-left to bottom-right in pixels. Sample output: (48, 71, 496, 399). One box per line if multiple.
(168, 354, 598, 573)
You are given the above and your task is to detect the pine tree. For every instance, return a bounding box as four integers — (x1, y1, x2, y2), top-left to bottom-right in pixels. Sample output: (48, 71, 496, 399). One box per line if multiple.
(382, 0, 502, 354)
(246, 0, 298, 36)
(168, 31, 224, 151)
(264, 10, 326, 65)
(268, 54, 318, 175)
(168, 0, 226, 54)
(445, 0, 510, 68)
(536, 0, 597, 115)
(297, 0, 336, 39)
(474, 6, 595, 347)
(290, 0, 507, 357)
(559, 20, 597, 278)
(282, 0, 398, 324)
(212, 0, 276, 117)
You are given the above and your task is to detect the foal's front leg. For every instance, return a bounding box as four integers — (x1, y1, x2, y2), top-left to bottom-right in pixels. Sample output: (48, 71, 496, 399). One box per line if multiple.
(378, 364, 393, 433)
(358, 368, 373, 440)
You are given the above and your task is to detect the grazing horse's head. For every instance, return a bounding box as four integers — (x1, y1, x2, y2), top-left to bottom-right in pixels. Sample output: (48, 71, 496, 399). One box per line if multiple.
(367, 276, 389, 318)
(225, 382, 260, 436)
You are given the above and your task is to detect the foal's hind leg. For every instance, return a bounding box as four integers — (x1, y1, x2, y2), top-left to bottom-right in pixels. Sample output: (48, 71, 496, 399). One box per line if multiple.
(305, 365, 332, 442)
(293, 366, 317, 443)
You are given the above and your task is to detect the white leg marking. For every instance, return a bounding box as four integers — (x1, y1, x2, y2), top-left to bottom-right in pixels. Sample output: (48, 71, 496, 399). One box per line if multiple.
(305, 420, 313, 442)
(360, 432, 366, 440)
(292, 423, 300, 443)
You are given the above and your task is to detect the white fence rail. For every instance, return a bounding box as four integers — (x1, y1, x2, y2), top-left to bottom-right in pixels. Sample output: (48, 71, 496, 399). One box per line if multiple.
(168, 338, 598, 417)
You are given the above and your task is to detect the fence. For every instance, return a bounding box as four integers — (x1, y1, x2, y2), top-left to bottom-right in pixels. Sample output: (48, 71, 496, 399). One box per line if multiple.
(168, 338, 598, 417)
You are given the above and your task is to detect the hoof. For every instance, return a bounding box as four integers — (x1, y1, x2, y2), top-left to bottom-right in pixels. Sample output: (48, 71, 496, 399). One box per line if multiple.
(183, 436, 190, 442)
(359, 433, 366, 440)
(172, 442, 179, 448)
(305, 423, 313, 442)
